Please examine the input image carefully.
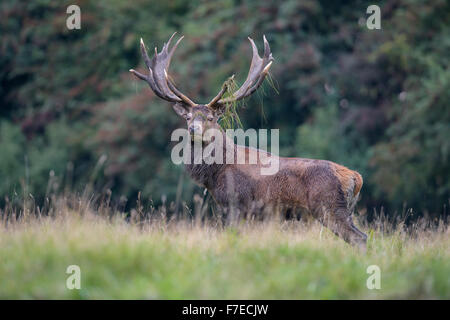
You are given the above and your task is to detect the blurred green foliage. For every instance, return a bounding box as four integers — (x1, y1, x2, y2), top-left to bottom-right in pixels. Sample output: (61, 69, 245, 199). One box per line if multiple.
(0, 0, 448, 216)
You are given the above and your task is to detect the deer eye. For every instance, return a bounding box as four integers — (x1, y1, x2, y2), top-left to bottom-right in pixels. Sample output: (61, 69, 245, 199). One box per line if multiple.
(207, 115, 214, 121)
(186, 113, 192, 120)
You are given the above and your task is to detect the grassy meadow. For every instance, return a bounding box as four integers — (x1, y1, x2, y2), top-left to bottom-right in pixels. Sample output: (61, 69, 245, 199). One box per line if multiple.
(0, 196, 448, 299)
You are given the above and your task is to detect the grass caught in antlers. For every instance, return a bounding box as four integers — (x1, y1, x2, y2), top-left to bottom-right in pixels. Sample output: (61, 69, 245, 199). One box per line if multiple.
(217, 76, 244, 130)
(218, 72, 278, 130)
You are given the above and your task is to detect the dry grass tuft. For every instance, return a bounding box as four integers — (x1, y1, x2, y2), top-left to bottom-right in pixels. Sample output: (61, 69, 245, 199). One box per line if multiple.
(0, 195, 448, 299)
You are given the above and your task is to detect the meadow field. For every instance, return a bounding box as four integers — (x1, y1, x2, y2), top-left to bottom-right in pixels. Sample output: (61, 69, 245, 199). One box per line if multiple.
(0, 197, 448, 299)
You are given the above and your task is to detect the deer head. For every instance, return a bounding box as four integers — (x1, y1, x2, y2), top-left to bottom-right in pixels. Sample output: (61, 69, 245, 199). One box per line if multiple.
(130, 33, 274, 142)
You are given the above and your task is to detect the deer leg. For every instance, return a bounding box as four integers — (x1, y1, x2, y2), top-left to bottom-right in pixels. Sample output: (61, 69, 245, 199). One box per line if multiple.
(317, 207, 367, 248)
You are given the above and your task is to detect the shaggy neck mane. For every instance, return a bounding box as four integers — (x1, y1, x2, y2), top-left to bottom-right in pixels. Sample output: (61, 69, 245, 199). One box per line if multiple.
(184, 129, 236, 188)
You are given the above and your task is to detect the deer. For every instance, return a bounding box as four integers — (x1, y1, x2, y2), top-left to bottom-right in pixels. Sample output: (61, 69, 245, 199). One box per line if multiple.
(130, 33, 368, 247)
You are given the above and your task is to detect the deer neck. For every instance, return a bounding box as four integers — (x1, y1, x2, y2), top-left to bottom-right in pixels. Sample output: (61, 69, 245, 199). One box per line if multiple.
(184, 129, 236, 189)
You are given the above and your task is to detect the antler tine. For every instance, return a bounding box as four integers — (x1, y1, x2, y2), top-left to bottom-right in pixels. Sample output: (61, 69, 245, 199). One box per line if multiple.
(129, 33, 197, 107)
(206, 75, 235, 108)
(164, 70, 197, 106)
(207, 35, 274, 108)
(140, 38, 152, 71)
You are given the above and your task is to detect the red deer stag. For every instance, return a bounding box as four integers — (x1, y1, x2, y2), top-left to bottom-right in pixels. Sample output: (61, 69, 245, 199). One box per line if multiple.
(130, 33, 367, 247)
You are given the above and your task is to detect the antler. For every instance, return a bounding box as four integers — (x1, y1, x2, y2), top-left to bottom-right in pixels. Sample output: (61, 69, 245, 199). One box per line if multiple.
(207, 35, 274, 108)
(129, 33, 197, 107)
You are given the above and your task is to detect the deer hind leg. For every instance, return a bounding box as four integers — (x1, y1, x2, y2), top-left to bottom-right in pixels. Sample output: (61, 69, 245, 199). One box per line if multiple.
(317, 206, 367, 248)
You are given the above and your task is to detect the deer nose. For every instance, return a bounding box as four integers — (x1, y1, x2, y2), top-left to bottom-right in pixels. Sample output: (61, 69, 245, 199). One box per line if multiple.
(189, 123, 202, 135)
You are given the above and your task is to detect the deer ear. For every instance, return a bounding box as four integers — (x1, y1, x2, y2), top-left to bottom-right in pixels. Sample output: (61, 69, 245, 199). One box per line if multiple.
(172, 103, 189, 117)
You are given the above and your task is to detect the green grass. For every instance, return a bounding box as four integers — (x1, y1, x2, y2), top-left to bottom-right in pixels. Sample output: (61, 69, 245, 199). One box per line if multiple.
(0, 202, 448, 299)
